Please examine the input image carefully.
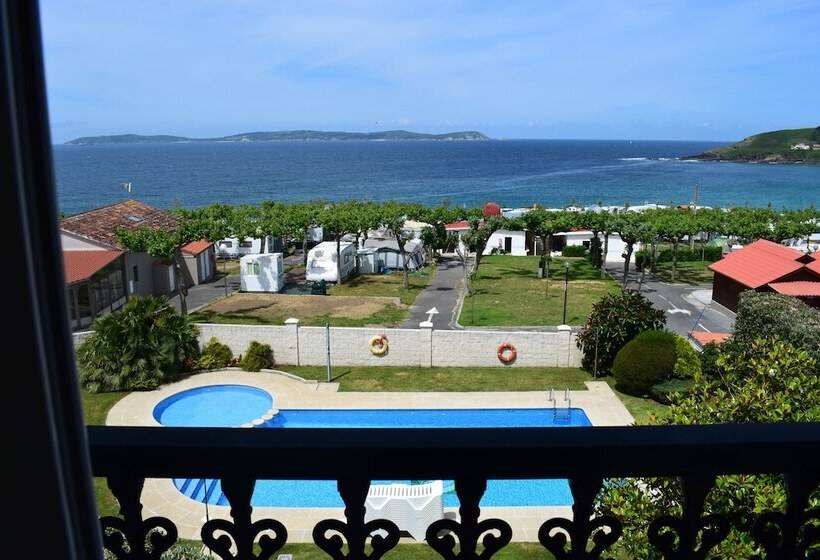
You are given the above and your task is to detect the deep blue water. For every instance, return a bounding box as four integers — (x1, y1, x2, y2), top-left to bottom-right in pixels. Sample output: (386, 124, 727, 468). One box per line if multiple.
(52, 140, 820, 214)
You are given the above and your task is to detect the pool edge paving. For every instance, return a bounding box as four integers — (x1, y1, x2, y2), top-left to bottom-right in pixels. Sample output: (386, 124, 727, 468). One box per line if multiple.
(108, 369, 634, 542)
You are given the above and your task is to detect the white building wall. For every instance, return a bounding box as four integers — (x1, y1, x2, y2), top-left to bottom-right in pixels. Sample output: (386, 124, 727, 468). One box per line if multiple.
(482, 230, 528, 256)
(60, 231, 110, 251)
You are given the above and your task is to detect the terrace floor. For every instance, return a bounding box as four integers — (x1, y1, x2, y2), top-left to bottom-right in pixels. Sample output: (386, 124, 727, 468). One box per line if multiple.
(107, 370, 633, 542)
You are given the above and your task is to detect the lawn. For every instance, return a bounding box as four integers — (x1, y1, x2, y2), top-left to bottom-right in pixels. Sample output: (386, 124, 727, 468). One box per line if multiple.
(285, 365, 591, 391)
(329, 265, 435, 305)
(459, 256, 619, 327)
(277, 543, 553, 560)
(650, 261, 714, 285)
(81, 390, 128, 517)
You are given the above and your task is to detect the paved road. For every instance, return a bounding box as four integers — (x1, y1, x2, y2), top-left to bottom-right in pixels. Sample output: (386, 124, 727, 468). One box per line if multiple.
(402, 255, 470, 330)
(605, 264, 734, 337)
(171, 273, 240, 313)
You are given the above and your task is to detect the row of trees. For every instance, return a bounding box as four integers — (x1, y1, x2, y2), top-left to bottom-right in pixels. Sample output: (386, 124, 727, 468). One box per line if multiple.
(116, 201, 819, 311)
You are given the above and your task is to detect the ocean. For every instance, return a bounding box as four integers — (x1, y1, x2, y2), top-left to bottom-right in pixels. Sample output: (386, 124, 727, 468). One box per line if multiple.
(52, 139, 820, 215)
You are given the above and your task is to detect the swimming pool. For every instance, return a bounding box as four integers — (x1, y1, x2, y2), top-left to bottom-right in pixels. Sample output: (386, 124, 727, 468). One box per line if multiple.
(155, 385, 591, 507)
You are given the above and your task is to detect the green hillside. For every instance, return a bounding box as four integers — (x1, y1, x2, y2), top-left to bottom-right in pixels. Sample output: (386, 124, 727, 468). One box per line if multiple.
(695, 126, 820, 162)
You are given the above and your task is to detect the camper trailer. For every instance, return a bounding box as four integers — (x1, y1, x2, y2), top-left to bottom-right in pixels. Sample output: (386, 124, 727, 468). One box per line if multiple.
(360, 238, 426, 273)
(239, 253, 285, 293)
(217, 236, 283, 258)
(306, 241, 355, 283)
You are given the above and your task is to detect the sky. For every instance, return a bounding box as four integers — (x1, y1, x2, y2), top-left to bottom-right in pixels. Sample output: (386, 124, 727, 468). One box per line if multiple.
(40, 0, 820, 143)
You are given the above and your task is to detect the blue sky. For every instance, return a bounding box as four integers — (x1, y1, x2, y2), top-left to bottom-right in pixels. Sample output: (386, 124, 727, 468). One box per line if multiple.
(41, 0, 820, 142)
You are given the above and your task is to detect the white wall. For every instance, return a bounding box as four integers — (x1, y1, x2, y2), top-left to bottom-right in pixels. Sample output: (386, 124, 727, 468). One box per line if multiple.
(482, 230, 528, 256)
(60, 231, 109, 251)
(195, 322, 581, 368)
(555, 231, 639, 263)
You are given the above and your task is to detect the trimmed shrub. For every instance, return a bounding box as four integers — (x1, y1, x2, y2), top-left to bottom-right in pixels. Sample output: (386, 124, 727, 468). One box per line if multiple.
(673, 336, 702, 380)
(78, 296, 199, 393)
(576, 289, 666, 375)
(561, 245, 587, 257)
(650, 378, 695, 404)
(239, 341, 273, 371)
(699, 342, 723, 379)
(734, 292, 820, 369)
(587, 236, 603, 268)
(635, 245, 722, 266)
(612, 330, 677, 396)
(197, 337, 233, 370)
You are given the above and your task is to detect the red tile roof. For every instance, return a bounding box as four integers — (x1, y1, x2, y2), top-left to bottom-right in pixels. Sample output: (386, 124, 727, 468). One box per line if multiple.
(181, 240, 213, 255)
(709, 242, 804, 288)
(63, 250, 123, 284)
(690, 331, 731, 347)
(445, 220, 471, 231)
(806, 257, 820, 276)
(768, 281, 820, 297)
(61, 200, 177, 249)
(743, 239, 804, 261)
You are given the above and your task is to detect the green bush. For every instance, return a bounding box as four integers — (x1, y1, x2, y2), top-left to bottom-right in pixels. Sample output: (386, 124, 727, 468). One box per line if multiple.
(699, 341, 723, 378)
(587, 236, 603, 268)
(734, 292, 820, 369)
(649, 378, 695, 404)
(197, 337, 233, 370)
(635, 245, 722, 266)
(239, 341, 274, 371)
(78, 296, 199, 393)
(612, 330, 677, 396)
(576, 289, 666, 375)
(673, 336, 702, 379)
(561, 245, 587, 257)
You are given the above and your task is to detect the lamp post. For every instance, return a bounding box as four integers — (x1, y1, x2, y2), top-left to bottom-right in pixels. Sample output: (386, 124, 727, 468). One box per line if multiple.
(562, 262, 569, 325)
(219, 243, 229, 297)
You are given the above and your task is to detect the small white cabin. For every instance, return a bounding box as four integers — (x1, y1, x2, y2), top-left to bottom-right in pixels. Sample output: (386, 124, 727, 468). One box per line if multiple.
(306, 241, 355, 283)
(482, 229, 528, 256)
(239, 253, 285, 293)
(554, 230, 641, 263)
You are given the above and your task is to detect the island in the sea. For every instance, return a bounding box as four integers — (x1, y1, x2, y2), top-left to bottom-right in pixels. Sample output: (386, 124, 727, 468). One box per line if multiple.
(65, 130, 490, 145)
(691, 126, 820, 163)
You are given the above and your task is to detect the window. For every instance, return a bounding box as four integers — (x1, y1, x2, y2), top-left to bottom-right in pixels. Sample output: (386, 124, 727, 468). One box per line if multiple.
(239, 240, 253, 248)
(582, 241, 590, 249)
(132, 265, 139, 282)
(222, 241, 233, 248)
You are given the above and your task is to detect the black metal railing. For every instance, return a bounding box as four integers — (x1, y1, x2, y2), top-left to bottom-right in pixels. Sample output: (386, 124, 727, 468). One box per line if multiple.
(89, 424, 820, 560)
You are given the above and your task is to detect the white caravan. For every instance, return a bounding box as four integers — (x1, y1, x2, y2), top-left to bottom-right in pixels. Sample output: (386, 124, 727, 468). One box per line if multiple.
(239, 253, 285, 293)
(306, 241, 355, 283)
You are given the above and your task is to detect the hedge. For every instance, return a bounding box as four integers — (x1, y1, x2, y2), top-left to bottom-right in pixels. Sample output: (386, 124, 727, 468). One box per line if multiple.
(239, 341, 274, 371)
(561, 245, 587, 257)
(613, 330, 677, 396)
(734, 292, 820, 369)
(635, 245, 722, 266)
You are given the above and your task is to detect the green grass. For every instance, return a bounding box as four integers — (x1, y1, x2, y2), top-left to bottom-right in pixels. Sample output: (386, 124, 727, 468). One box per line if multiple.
(707, 126, 820, 162)
(329, 265, 435, 305)
(277, 543, 553, 560)
(601, 378, 669, 424)
(285, 365, 591, 391)
(651, 261, 714, 285)
(81, 390, 129, 517)
(460, 256, 619, 327)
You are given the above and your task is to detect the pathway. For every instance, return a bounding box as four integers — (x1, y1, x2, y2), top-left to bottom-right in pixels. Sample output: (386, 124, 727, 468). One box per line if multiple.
(605, 264, 734, 337)
(402, 255, 471, 329)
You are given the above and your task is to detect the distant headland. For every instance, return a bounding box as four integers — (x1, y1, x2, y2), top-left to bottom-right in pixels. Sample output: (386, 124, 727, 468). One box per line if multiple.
(64, 130, 490, 145)
(690, 126, 820, 163)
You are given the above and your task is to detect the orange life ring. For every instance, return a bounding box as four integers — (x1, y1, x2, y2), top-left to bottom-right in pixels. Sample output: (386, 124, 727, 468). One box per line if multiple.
(497, 342, 517, 364)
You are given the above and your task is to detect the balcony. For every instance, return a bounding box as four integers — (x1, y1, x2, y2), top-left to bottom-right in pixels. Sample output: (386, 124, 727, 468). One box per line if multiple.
(89, 423, 820, 559)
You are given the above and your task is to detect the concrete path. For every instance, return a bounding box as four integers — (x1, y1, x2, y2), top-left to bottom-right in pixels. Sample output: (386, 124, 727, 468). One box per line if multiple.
(108, 369, 634, 542)
(605, 264, 734, 337)
(171, 274, 240, 313)
(402, 255, 470, 330)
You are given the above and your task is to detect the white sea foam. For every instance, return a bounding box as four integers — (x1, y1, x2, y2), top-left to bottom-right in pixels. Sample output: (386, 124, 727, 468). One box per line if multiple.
(618, 157, 648, 161)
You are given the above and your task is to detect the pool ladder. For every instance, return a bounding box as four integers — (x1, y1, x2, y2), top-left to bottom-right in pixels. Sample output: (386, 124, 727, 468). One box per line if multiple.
(547, 388, 572, 424)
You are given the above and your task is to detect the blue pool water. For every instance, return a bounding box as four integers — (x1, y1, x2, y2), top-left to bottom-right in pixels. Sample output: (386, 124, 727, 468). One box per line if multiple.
(156, 385, 591, 507)
(153, 385, 273, 427)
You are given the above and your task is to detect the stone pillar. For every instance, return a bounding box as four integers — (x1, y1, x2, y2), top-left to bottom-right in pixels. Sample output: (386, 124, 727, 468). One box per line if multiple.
(284, 317, 300, 366)
(557, 324, 572, 368)
(419, 320, 434, 367)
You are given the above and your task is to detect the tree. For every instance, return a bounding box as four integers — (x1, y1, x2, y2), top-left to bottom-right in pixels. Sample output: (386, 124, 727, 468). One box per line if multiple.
(597, 338, 820, 558)
(613, 212, 653, 287)
(575, 289, 666, 375)
(319, 202, 360, 285)
(578, 210, 614, 276)
(650, 208, 693, 282)
(379, 202, 425, 289)
(78, 296, 199, 392)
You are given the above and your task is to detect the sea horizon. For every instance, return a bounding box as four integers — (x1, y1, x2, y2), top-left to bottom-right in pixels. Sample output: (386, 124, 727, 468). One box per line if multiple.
(53, 139, 820, 215)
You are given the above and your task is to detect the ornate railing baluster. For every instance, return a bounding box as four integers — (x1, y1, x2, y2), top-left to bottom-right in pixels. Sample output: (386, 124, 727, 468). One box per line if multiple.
(313, 478, 400, 560)
(647, 475, 727, 560)
(426, 478, 512, 560)
(753, 469, 820, 560)
(201, 476, 287, 560)
(100, 473, 178, 560)
(538, 477, 622, 560)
